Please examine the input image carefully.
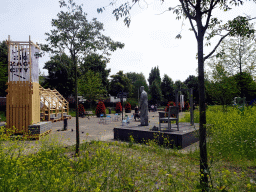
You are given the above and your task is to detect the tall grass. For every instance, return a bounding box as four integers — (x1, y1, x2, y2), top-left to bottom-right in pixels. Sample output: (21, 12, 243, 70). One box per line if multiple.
(180, 106, 256, 162)
(1, 105, 256, 191)
(207, 106, 256, 162)
(1, 134, 254, 191)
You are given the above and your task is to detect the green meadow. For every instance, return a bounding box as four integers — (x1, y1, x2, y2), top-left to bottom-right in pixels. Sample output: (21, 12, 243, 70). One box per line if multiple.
(0, 106, 256, 191)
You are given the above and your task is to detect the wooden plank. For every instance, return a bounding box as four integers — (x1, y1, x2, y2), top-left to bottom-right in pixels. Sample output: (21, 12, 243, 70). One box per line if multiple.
(25, 81, 29, 133)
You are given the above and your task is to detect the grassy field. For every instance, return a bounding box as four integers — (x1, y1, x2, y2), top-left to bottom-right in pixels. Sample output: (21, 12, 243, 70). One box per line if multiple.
(0, 105, 256, 191)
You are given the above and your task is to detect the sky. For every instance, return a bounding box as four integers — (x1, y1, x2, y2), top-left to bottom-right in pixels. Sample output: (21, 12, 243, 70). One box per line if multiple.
(1, 0, 256, 83)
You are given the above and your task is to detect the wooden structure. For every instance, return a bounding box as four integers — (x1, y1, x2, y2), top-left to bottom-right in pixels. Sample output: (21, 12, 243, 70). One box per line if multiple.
(40, 86, 70, 122)
(6, 36, 40, 134)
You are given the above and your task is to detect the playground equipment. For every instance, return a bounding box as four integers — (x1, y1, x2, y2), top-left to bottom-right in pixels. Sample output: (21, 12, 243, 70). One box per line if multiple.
(40, 85, 71, 122)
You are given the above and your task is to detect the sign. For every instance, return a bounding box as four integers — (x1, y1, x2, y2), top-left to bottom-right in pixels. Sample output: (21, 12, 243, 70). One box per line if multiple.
(9, 44, 39, 82)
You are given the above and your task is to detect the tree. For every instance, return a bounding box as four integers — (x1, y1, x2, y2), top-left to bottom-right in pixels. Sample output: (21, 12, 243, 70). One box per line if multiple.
(206, 63, 239, 108)
(206, 35, 256, 78)
(161, 74, 175, 104)
(150, 79, 162, 105)
(126, 72, 148, 99)
(78, 70, 106, 108)
(109, 71, 133, 96)
(148, 66, 161, 87)
(42, 53, 75, 98)
(233, 72, 256, 101)
(0, 41, 8, 97)
(174, 80, 189, 103)
(42, 0, 124, 155)
(98, 0, 255, 189)
(80, 53, 111, 91)
(148, 66, 162, 105)
(184, 75, 199, 104)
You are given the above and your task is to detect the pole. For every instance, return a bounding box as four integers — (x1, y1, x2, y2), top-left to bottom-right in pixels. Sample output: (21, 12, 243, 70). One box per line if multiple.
(121, 91, 123, 120)
(74, 55, 79, 156)
(190, 88, 194, 125)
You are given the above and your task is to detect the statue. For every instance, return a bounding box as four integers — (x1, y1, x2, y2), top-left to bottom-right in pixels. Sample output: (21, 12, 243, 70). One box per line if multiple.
(140, 86, 148, 126)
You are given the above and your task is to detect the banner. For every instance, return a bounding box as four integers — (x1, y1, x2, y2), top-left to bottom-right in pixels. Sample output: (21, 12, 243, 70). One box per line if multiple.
(180, 95, 184, 108)
(31, 45, 39, 82)
(9, 44, 39, 82)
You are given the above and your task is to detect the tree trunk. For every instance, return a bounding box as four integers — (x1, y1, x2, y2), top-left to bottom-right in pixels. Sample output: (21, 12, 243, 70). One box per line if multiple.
(197, 28, 208, 190)
(74, 54, 80, 155)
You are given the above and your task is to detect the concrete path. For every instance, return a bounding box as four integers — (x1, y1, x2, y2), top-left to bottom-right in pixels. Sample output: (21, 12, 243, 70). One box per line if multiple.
(1, 111, 199, 155)
(49, 111, 198, 152)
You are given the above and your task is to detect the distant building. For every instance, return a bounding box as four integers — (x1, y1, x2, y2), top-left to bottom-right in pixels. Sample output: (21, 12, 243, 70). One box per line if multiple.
(109, 95, 126, 103)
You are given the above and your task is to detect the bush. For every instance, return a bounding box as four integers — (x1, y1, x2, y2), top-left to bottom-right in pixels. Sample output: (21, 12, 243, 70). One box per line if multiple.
(165, 101, 176, 112)
(126, 98, 138, 109)
(115, 102, 122, 112)
(78, 104, 85, 117)
(125, 102, 131, 111)
(96, 101, 106, 116)
(184, 101, 190, 111)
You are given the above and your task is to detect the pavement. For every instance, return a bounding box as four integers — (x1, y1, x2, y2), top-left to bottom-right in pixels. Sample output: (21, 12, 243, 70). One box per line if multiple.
(50, 110, 161, 146)
(49, 110, 199, 153)
(1, 110, 199, 154)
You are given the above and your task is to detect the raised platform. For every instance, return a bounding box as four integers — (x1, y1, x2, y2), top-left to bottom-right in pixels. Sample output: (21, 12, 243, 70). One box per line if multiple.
(28, 121, 52, 139)
(114, 123, 199, 149)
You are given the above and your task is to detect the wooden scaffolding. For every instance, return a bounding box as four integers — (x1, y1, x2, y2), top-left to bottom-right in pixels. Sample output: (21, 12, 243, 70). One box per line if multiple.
(40, 86, 70, 122)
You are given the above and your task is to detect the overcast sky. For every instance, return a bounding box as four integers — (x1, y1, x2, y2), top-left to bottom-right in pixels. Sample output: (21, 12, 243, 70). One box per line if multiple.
(1, 0, 256, 82)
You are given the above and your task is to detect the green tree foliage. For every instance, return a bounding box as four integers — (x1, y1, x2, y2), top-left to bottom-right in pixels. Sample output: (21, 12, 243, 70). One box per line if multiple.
(78, 70, 106, 103)
(206, 63, 239, 107)
(109, 71, 133, 96)
(150, 79, 162, 105)
(184, 75, 199, 104)
(174, 80, 189, 102)
(80, 53, 111, 91)
(42, 53, 75, 98)
(161, 74, 175, 104)
(148, 66, 161, 87)
(42, 0, 124, 155)
(126, 72, 148, 99)
(148, 66, 162, 104)
(99, 0, 255, 188)
(234, 72, 256, 101)
(206, 35, 256, 78)
(0, 41, 8, 97)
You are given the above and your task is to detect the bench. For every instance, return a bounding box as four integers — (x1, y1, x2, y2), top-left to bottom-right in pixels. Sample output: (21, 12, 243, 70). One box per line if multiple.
(84, 111, 94, 118)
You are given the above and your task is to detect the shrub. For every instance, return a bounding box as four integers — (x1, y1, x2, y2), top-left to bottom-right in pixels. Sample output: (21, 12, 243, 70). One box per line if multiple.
(165, 101, 176, 112)
(115, 102, 122, 112)
(78, 104, 85, 117)
(127, 98, 138, 109)
(125, 102, 131, 111)
(96, 101, 106, 116)
(184, 101, 190, 111)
